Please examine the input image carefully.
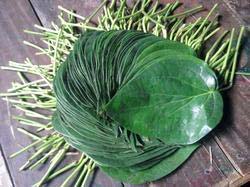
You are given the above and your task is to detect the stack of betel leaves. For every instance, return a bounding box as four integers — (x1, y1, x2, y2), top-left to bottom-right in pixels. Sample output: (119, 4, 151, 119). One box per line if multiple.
(53, 30, 222, 183)
(0, 0, 247, 186)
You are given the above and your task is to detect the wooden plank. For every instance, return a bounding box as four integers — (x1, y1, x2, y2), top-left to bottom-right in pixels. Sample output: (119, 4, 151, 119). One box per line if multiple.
(214, 0, 250, 179)
(29, 0, 102, 27)
(152, 147, 229, 187)
(123, 139, 240, 187)
(0, 0, 50, 187)
(215, 76, 250, 176)
(5, 0, 250, 186)
(161, 0, 250, 184)
(0, 146, 13, 187)
(126, 0, 249, 186)
(87, 168, 124, 187)
(183, 0, 250, 180)
(28, 0, 248, 186)
(125, 140, 238, 187)
(202, 138, 240, 181)
(27, 0, 125, 186)
(221, 0, 250, 25)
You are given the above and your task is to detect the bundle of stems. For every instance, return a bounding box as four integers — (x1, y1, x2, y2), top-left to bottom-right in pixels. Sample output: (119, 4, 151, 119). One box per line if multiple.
(0, 0, 245, 186)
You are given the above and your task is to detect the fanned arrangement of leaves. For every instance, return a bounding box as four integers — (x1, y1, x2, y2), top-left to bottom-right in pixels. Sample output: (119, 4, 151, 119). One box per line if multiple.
(0, 0, 245, 186)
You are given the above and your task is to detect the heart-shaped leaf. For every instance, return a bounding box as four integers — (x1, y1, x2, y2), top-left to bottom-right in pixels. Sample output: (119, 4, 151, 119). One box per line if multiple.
(106, 52, 223, 145)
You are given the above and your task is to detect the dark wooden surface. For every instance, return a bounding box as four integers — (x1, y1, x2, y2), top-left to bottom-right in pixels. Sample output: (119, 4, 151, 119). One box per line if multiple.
(0, 0, 249, 187)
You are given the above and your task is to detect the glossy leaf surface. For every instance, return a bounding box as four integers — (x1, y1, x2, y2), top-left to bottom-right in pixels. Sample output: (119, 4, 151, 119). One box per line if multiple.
(106, 53, 223, 145)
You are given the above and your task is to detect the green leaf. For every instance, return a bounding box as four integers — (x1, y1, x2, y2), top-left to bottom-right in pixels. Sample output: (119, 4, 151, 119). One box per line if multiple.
(106, 53, 223, 145)
(53, 30, 223, 182)
(100, 143, 199, 184)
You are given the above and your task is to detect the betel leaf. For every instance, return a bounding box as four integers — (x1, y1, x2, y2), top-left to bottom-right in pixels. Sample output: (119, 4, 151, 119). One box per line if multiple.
(100, 143, 199, 184)
(106, 52, 223, 145)
(53, 31, 197, 171)
(53, 30, 223, 183)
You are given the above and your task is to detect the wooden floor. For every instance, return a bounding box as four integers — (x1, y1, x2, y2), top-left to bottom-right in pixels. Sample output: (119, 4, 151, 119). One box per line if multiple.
(0, 0, 249, 186)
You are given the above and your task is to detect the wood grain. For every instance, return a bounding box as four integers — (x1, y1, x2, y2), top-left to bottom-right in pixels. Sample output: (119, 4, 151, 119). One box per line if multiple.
(29, 0, 102, 27)
(0, 0, 249, 186)
(0, 0, 49, 186)
(182, 0, 250, 183)
(0, 147, 13, 187)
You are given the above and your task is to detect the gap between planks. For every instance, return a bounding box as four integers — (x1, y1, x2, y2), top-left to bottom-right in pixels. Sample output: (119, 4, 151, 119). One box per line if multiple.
(0, 145, 14, 187)
(23, 0, 250, 186)
(212, 133, 244, 177)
